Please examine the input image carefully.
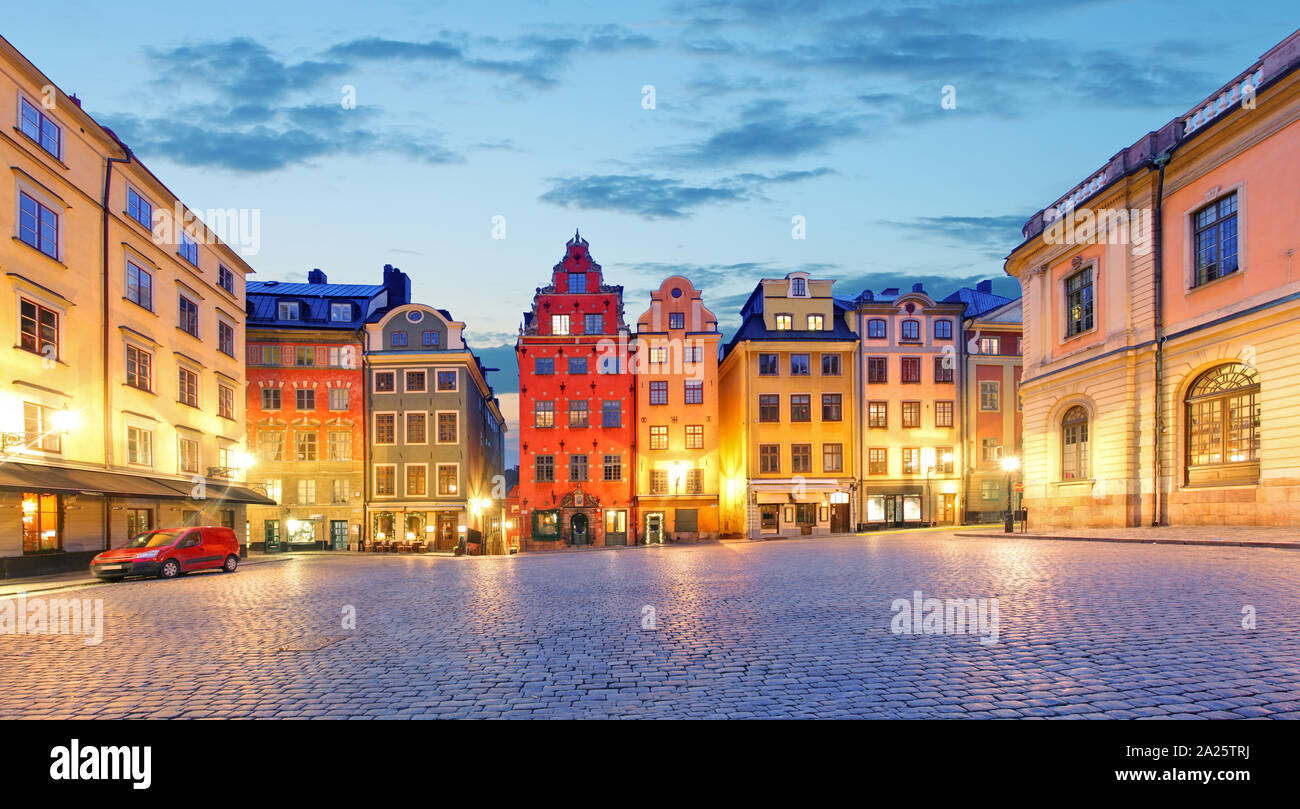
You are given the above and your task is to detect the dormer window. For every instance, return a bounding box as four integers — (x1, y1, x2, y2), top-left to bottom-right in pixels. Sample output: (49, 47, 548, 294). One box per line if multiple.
(278, 301, 300, 321)
(807, 314, 824, 331)
(570, 273, 587, 293)
(790, 277, 807, 296)
(330, 302, 351, 322)
(774, 314, 793, 330)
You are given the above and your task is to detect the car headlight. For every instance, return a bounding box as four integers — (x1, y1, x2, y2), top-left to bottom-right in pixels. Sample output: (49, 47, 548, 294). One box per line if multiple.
(135, 550, 160, 559)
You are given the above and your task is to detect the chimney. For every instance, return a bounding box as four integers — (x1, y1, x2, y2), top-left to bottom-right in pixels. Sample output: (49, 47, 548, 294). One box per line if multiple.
(912, 283, 924, 293)
(307, 268, 327, 284)
(977, 280, 993, 293)
(383, 264, 411, 306)
(69, 94, 82, 108)
(883, 287, 899, 297)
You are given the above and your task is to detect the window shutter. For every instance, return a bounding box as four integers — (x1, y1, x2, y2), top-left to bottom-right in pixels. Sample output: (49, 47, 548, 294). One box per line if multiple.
(316, 346, 328, 366)
(248, 344, 262, 365)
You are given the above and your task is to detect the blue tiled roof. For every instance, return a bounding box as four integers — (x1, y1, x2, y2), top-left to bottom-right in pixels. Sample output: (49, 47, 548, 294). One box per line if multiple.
(723, 301, 857, 360)
(941, 287, 1015, 320)
(247, 280, 388, 329)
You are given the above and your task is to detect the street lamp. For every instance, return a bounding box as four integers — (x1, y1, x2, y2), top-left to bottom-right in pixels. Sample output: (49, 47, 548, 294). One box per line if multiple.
(1001, 455, 1021, 533)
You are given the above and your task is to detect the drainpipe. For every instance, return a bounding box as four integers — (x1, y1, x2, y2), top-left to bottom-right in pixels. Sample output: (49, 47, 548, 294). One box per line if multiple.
(1151, 153, 1170, 526)
(359, 326, 369, 549)
(958, 312, 968, 525)
(102, 140, 132, 550)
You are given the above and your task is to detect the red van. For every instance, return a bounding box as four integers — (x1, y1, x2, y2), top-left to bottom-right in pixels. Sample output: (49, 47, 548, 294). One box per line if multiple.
(90, 526, 241, 581)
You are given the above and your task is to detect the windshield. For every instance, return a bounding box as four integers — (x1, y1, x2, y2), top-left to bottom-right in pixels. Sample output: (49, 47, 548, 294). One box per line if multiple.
(124, 529, 187, 549)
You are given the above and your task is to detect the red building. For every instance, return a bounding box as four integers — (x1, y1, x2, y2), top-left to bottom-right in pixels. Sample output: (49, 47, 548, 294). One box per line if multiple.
(516, 232, 636, 550)
(957, 288, 1023, 523)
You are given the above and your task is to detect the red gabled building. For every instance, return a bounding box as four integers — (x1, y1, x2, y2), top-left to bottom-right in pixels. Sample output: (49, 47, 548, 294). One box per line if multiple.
(517, 232, 636, 550)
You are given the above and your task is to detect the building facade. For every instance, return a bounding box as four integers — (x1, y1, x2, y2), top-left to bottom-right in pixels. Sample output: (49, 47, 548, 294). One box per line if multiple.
(0, 35, 270, 577)
(245, 267, 407, 551)
(718, 273, 858, 539)
(516, 232, 635, 550)
(853, 284, 967, 528)
(1006, 29, 1300, 529)
(364, 301, 507, 551)
(958, 294, 1023, 523)
(633, 276, 722, 542)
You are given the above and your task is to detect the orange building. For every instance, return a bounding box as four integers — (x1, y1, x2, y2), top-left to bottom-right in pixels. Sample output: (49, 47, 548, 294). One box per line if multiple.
(1006, 29, 1300, 528)
(632, 276, 722, 541)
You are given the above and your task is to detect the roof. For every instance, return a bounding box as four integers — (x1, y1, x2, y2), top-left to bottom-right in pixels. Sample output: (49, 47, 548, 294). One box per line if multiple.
(941, 287, 1015, 320)
(722, 300, 857, 360)
(246, 280, 389, 329)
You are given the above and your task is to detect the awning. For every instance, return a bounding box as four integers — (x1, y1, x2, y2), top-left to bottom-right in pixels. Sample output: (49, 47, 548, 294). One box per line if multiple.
(0, 463, 274, 505)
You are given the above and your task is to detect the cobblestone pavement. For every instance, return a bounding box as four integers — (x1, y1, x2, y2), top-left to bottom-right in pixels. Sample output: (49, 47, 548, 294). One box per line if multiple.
(2, 533, 1299, 719)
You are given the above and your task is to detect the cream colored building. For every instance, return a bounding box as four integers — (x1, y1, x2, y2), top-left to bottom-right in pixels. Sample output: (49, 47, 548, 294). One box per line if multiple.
(0, 35, 270, 577)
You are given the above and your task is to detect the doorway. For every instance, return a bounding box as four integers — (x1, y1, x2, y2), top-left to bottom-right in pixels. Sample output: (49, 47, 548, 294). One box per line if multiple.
(330, 520, 348, 550)
(794, 503, 816, 535)
(938, 494, 956, 525)
(435, 512, 457, 551)
(570, 513, 590, 545)
(830, 503, 849, 534)
(645, 512, 664, 544)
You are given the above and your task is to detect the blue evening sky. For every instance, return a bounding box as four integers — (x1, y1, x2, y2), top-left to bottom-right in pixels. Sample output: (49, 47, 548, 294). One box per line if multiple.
(6, 1, 1296, 462)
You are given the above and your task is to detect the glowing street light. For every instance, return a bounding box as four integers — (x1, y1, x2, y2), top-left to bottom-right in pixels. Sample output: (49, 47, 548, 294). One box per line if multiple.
(1001, 455, 1021, 532)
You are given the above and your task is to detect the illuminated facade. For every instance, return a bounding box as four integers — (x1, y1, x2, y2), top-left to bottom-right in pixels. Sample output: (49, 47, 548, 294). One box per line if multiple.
(958, 294, 1023, 523)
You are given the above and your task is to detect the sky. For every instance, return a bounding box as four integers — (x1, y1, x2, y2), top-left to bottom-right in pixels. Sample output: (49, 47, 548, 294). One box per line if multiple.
(6, 1, 1297, 464)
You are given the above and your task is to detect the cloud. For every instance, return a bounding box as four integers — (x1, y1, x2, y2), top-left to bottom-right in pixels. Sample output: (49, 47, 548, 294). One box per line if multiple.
(146, 38, 348, 104)
(884, 214, 1032, 257)
(539, 167, 832, 219)
(674, 102, 862, 165)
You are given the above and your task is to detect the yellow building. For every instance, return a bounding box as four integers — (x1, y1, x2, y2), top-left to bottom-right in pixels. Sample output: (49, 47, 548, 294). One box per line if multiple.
(719, 273, 858, 538)
(633, 276, 721, 541)
(0, 35, 270, 577)
(1006, 30, 1300, 528)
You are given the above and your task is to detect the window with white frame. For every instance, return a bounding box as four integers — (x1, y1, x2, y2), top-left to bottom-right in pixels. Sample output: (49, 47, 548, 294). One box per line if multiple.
(20, 96, 61, 158)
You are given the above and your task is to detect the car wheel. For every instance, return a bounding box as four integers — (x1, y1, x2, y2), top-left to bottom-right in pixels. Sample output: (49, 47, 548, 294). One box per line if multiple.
(159, 558, 181, 579)
(222, 554, 239, 573)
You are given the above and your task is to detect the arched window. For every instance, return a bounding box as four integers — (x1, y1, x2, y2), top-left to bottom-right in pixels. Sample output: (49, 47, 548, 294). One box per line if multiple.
(1186, 363, 1260, 485)
(1061, 406, 1089, 480)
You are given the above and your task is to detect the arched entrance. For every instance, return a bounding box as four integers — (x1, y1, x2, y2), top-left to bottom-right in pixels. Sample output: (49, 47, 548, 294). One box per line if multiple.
(570, 513, 589, 545)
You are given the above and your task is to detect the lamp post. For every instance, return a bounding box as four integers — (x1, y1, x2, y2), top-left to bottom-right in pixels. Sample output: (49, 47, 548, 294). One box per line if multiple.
(1001, 455, 1020, 533)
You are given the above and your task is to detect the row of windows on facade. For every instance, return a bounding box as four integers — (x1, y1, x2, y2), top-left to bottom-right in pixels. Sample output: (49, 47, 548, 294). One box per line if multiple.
(533, 399, 627, 428)
(754, 443, 847, 474)
(256, 478, 355, 505)
(248, 344, 360, 368)
(864, 446, 957, 476)
(120, 344, 239, 417)
(863, 318, 953, 341)
(546, 313, 610, 336)
(373, 464, 459, 497)
(115, 423, 241, 475)
(531, 347, 709, 376)
(1063, 191, 1240, 338)
(530, 454, 627, 484)
(757, 353, 843, 377)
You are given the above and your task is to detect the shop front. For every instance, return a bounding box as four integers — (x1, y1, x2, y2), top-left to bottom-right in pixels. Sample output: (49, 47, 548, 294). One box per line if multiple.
(367, 508, 461, 552)
(863, 486, 925, 529)
(749, 481, 855, 540)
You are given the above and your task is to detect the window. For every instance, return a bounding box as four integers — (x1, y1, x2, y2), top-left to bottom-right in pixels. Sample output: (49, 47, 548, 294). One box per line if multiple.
(685, 424, 703, 449)
(934, 356, 954, 383)
(597, 355, 620, 374)
(868, 447, 887, 475)
(390, 331, 407, 348)
(774, 314, 793, 330)
(127, 426, 153, 466)
(649, 347, 668, 364)
(126, 507, 153, 540)
(980, 381, 1001, 411)
(375, 413, 396, 444)
(374, 371, 395, 392)
(867, 318, 886, 339)
(669, 312, 685, 330)
(981, 438, 1001, 462)
(178, 295, 199, 337)
(821, 353, 841, 376)
(791, 277, 807, 296)
(901, 319, 920, 342)
(406, 412, 427, 444)
(330, 302, 352, 321)
(332, 478, 349, 504)
(935, 447, 954, 474)
(422, 330, 439, 347)
(684, 380, 704, 405)
(934, 319, 952, 340)
(790, 354, 810, 375)
(437, 464, 459, 495)
(406, 465, 427, 497)
(218, 265, 235, 295)
(218, 385, 235, 420)
(807, 314, 824, 331)
(1185, 363, 1259, 483)
(18, 192, 59, 259)
(126, 345, 152, 391)
(218, 321, 235, 357)
(19, 98, 60, 158)
(551, 315, 570, 335)
(790, 394, 811, 422)
(22, 403, 61, 452)
(602, 400, 622, 428)
(1193, 192, 1239, 286)
(901, 357, 921, 383)
(375, 466, 396, 497)
(436, 370, 457, 391)
(935, 400, 954, 428)
(297, 480, 316, 505)
(20, 492, 61, 554)
(759, 354, 779, 376)
(534, 401, 555, 428)
(650, 469, 669, 494)
(650, 425, 668, 450)
(260, 345, 281, 366)
(791, 444, 812, 474)
(295, 431, 317, 461)
(979, 336, 1001, 355)
(569, 400, 589, 427)
(981, 479, 1000, 500)
(178, 367, 199, 407)
(535, 357, 554, 375)
(686, 469, 703, 494)
(902, 448, 920, 474)
(126, 261, 153, 310)
(405, 370, 427, 393)
(295, 388, 316, 410)
(902, 401, 921, 428)
(603, 455, 622, 481)
(178, 229, 199, 267)
(278, 301, 300, 320)
(867, 357, 888, 384)
(568, 357, 588, 375)
(1058, 405, 1091, 480)
(438, 412, 458, 443)
(569, 273, 586, 293)
(261, 387, 282, 410)
(536, 455, 555, 482)
(823, 443, 843, 473)
(822, 394, 842, 422)
(1065, 268, 1094, 337)
(868, 401, 887, 428)
(584, 313, 603, 335)
(683, 345, 703, 364)
(649, 381, 668, 405)
(569, 455, 588, 482)
(291, 346, 313, 367)
(759, 444, 780, 474)
(328, 387, 349, 410)
(758, 394, 780, 423)
(328, 431, 351, 461)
